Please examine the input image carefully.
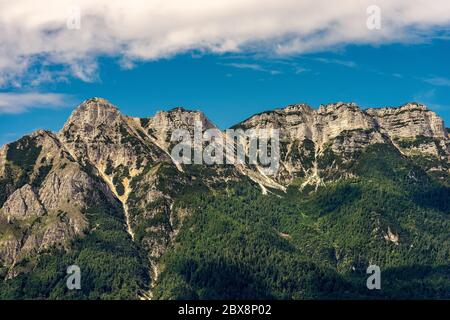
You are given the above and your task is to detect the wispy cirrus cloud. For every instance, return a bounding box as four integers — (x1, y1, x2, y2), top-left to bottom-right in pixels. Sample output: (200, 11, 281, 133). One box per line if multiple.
(0, 92, 73, 114)
(413, 89, 450, 114)
(313, 58, 357, 68)
(421, 76, 450, 87)
(0, 0, 449, 86)
(221, 63, 281, 75)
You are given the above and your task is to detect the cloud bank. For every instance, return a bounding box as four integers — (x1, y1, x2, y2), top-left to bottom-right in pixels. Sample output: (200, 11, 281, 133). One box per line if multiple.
(0, 92, 72, 114)
(0, 0, 449, 86)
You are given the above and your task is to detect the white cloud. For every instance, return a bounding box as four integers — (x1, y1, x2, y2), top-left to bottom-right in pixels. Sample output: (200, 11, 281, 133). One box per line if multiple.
(313, 58, 357, 68)
(223, 63, 267, 72)
(0, 0, 449, 86)
(422, 76, 450, 87)
(412, 89, 450, 113)
(221, 63, 281, 74)
(0, 92, 73, 114)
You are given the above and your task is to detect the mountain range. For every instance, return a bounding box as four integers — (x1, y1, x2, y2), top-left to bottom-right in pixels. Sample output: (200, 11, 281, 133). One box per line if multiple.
(0, 97, 449, 299)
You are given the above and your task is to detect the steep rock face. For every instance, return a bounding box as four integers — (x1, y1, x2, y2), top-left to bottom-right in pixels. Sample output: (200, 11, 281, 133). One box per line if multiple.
(237, 102, 448, 185)
(315, 103, 377, 147)
(237, 103, 377, 150)
(39, 164, 101, 213)
(0, 129, 117, 278)
(366, 103, 447, 139)
(2, 184, 45, 222)
(366, 103, 449, 161)
(0, 146, 7, 177)
(236, 103, 378, 184)
(328, 128, 386, 157)
(139, 107, 216, 153)
(0, 238, 19, 268)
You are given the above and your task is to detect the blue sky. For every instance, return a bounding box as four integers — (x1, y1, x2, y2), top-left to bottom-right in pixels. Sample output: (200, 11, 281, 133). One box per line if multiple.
(0, 1, 449, 146)
(1, 40, 449, 146)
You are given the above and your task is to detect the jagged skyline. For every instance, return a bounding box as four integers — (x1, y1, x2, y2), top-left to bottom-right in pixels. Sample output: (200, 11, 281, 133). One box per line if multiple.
(1, 96, 448, 149)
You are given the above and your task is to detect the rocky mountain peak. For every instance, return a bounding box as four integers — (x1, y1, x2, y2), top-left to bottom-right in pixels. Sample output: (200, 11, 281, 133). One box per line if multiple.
(167, 106, 191, 113)
(401, 102, 428, 110)
(30, 129, 53, 138)
(62, 97, 121, 130)
(142, 107, 217, 150)
(282, 104, 313, 114)
(154, 107, 213, 126)
(366, 102, 429, 116)
(82, 97, 118, 109)
(59, 97, 131, 150)
(77, 97, 119, 112)
(318, 102, 360, 113)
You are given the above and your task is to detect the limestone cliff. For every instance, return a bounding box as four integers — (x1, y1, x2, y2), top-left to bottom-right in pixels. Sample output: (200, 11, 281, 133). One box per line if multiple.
(236, 102, 448, 185)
